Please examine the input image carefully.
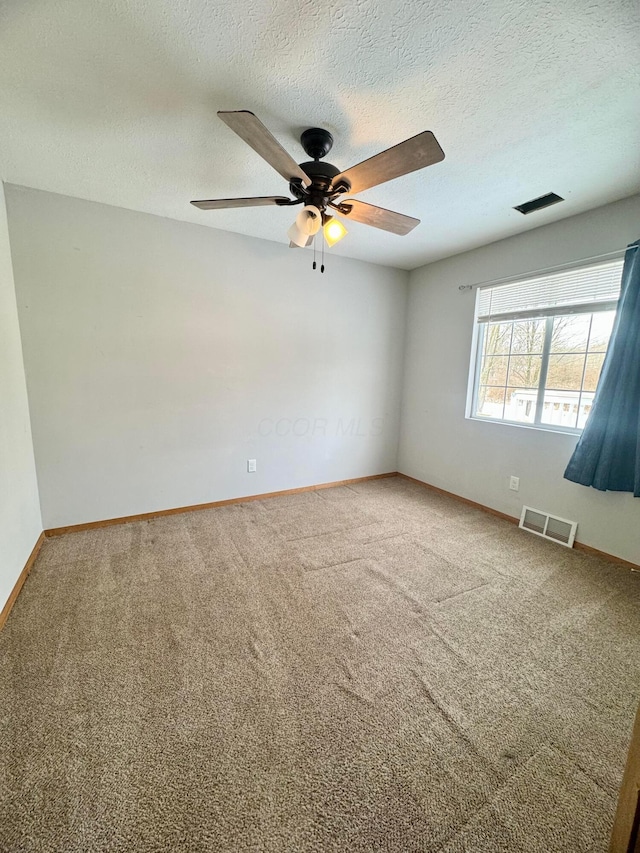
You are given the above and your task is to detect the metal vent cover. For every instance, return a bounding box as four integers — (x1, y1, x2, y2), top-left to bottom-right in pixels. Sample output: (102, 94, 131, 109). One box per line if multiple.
(519, 506, 577, 548)
(514, 192, 564, 214)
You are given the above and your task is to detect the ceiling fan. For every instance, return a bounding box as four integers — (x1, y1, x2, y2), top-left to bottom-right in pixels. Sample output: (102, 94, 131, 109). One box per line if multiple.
(191, 111, 445, 255)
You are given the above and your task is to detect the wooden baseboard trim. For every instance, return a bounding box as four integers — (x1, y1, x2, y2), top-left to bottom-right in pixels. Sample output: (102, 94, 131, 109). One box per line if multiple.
(572, 541, 640, 572)
(397, 472, 640, 572)
(0, 532, 45, 632)
(397, 473, 521, 525)
(39, 470, 640, 570)
(44, 472, 398, 537)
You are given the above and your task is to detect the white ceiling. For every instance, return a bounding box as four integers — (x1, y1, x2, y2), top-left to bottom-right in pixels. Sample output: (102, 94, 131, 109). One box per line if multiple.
(1, 0, 638, 270)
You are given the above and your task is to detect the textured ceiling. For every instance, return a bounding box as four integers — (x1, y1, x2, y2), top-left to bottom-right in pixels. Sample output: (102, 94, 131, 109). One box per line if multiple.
(1, 0, 639, 270)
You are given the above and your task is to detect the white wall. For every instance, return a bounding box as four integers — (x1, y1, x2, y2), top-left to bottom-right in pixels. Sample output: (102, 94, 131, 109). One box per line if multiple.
(6, 186, 408, 529)
(0, 182, 42, 610)
(6, 183, 638, 561)
(399, 194, 640, 564)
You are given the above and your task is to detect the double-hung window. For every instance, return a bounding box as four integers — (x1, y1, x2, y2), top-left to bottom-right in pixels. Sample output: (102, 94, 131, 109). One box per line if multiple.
(469, 258, 624, 433)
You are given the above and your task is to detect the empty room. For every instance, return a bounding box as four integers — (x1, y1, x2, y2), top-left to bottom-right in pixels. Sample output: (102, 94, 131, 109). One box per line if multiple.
(1, 0, 639, 851)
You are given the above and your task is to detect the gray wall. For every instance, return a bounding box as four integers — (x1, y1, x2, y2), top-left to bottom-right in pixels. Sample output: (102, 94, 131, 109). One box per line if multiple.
(0, 182, 41, 610)
(399, 193, 640, 564)
(7, 186, 408, 529)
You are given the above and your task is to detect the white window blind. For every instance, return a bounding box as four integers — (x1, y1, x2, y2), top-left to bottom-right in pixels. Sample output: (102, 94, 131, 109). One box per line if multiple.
(477, 259, 624, 323)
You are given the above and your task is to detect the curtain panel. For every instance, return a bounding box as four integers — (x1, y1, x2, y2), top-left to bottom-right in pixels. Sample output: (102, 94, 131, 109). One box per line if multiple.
(564, 240, 640, 495)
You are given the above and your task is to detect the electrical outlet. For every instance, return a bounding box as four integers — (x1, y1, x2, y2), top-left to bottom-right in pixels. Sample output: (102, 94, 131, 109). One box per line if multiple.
(509, 476, 520, 491)
(247, 459, 256, 473)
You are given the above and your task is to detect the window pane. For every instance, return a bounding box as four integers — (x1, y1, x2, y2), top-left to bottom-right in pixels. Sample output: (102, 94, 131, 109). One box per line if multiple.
(484, 322, 512, 356)
(480, 355, 509, 386)
(541, 390, 580, 428)
(475, 386, 505, 418)
(473, 274, 619, 432)
(583, 353, 605, 392)
(504, 388, 537, 423)
(546, 353, 586, 391)
(550, 314, 591, 353)
(510, 319, 545, 354)
(588, 311, 615, 352)
(507, 354, 542, 388)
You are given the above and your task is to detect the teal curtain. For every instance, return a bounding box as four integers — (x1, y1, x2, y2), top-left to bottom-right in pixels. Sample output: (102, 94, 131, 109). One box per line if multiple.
(564, 240, 640, 495)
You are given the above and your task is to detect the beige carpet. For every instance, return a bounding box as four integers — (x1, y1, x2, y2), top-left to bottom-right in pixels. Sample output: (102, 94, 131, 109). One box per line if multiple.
(1, 476, 639, 852)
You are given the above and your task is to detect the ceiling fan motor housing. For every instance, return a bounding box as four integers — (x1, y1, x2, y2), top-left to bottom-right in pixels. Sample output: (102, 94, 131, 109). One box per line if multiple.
(288, 128, 351, 212)
(290, 161, 350, 212)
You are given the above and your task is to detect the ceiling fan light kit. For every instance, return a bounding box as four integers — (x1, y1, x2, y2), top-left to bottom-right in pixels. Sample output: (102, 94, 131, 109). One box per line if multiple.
(191, 111, 445, 270)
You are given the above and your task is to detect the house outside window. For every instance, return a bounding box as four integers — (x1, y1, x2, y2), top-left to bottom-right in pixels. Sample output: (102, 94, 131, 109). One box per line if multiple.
(468, 258, 624, 433)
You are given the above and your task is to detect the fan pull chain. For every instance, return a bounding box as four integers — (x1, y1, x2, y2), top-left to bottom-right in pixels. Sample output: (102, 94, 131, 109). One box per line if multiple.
(321, 237, 325, 274)
(312, 234, 316, 270)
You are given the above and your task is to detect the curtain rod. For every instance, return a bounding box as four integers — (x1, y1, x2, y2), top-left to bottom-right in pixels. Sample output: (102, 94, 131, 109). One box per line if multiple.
(458, 245, 636, 292)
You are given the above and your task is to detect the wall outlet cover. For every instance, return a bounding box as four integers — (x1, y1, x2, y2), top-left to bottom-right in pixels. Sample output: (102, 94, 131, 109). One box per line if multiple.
(247, 459, 257, 473)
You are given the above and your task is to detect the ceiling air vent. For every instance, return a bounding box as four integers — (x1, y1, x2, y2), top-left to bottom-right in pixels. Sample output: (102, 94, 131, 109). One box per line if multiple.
(519, 506, 577, 548)
(514, 193, 564, 215)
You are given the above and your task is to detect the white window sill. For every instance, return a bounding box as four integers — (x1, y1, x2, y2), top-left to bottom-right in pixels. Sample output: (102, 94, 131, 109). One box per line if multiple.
(466, 414, 582, 438)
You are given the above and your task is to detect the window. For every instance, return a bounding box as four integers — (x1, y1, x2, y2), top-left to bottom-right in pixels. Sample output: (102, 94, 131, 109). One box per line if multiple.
(469, 258, 624, 432)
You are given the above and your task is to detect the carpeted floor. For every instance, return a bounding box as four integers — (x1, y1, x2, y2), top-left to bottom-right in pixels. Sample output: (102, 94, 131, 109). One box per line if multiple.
(1, 476, 639, 852)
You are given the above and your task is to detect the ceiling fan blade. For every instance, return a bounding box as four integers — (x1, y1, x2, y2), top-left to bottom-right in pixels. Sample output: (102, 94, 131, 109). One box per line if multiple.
(218, 111, 311, 187)
(337, 200, 419, 235)
(191, 196, 291, 210)
(334, 131, 444, 195)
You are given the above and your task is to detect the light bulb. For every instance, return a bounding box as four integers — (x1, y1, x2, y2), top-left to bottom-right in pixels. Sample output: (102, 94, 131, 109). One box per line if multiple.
(323, 218, 348, 247)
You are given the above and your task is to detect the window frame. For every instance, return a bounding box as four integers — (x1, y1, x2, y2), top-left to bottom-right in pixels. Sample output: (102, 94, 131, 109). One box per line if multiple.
(466, 264, 622, 436)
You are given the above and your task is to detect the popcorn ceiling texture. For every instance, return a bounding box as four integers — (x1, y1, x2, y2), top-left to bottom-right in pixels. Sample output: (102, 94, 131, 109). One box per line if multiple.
(0, 0, 638, 269)
(1, 477, 639, 851)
